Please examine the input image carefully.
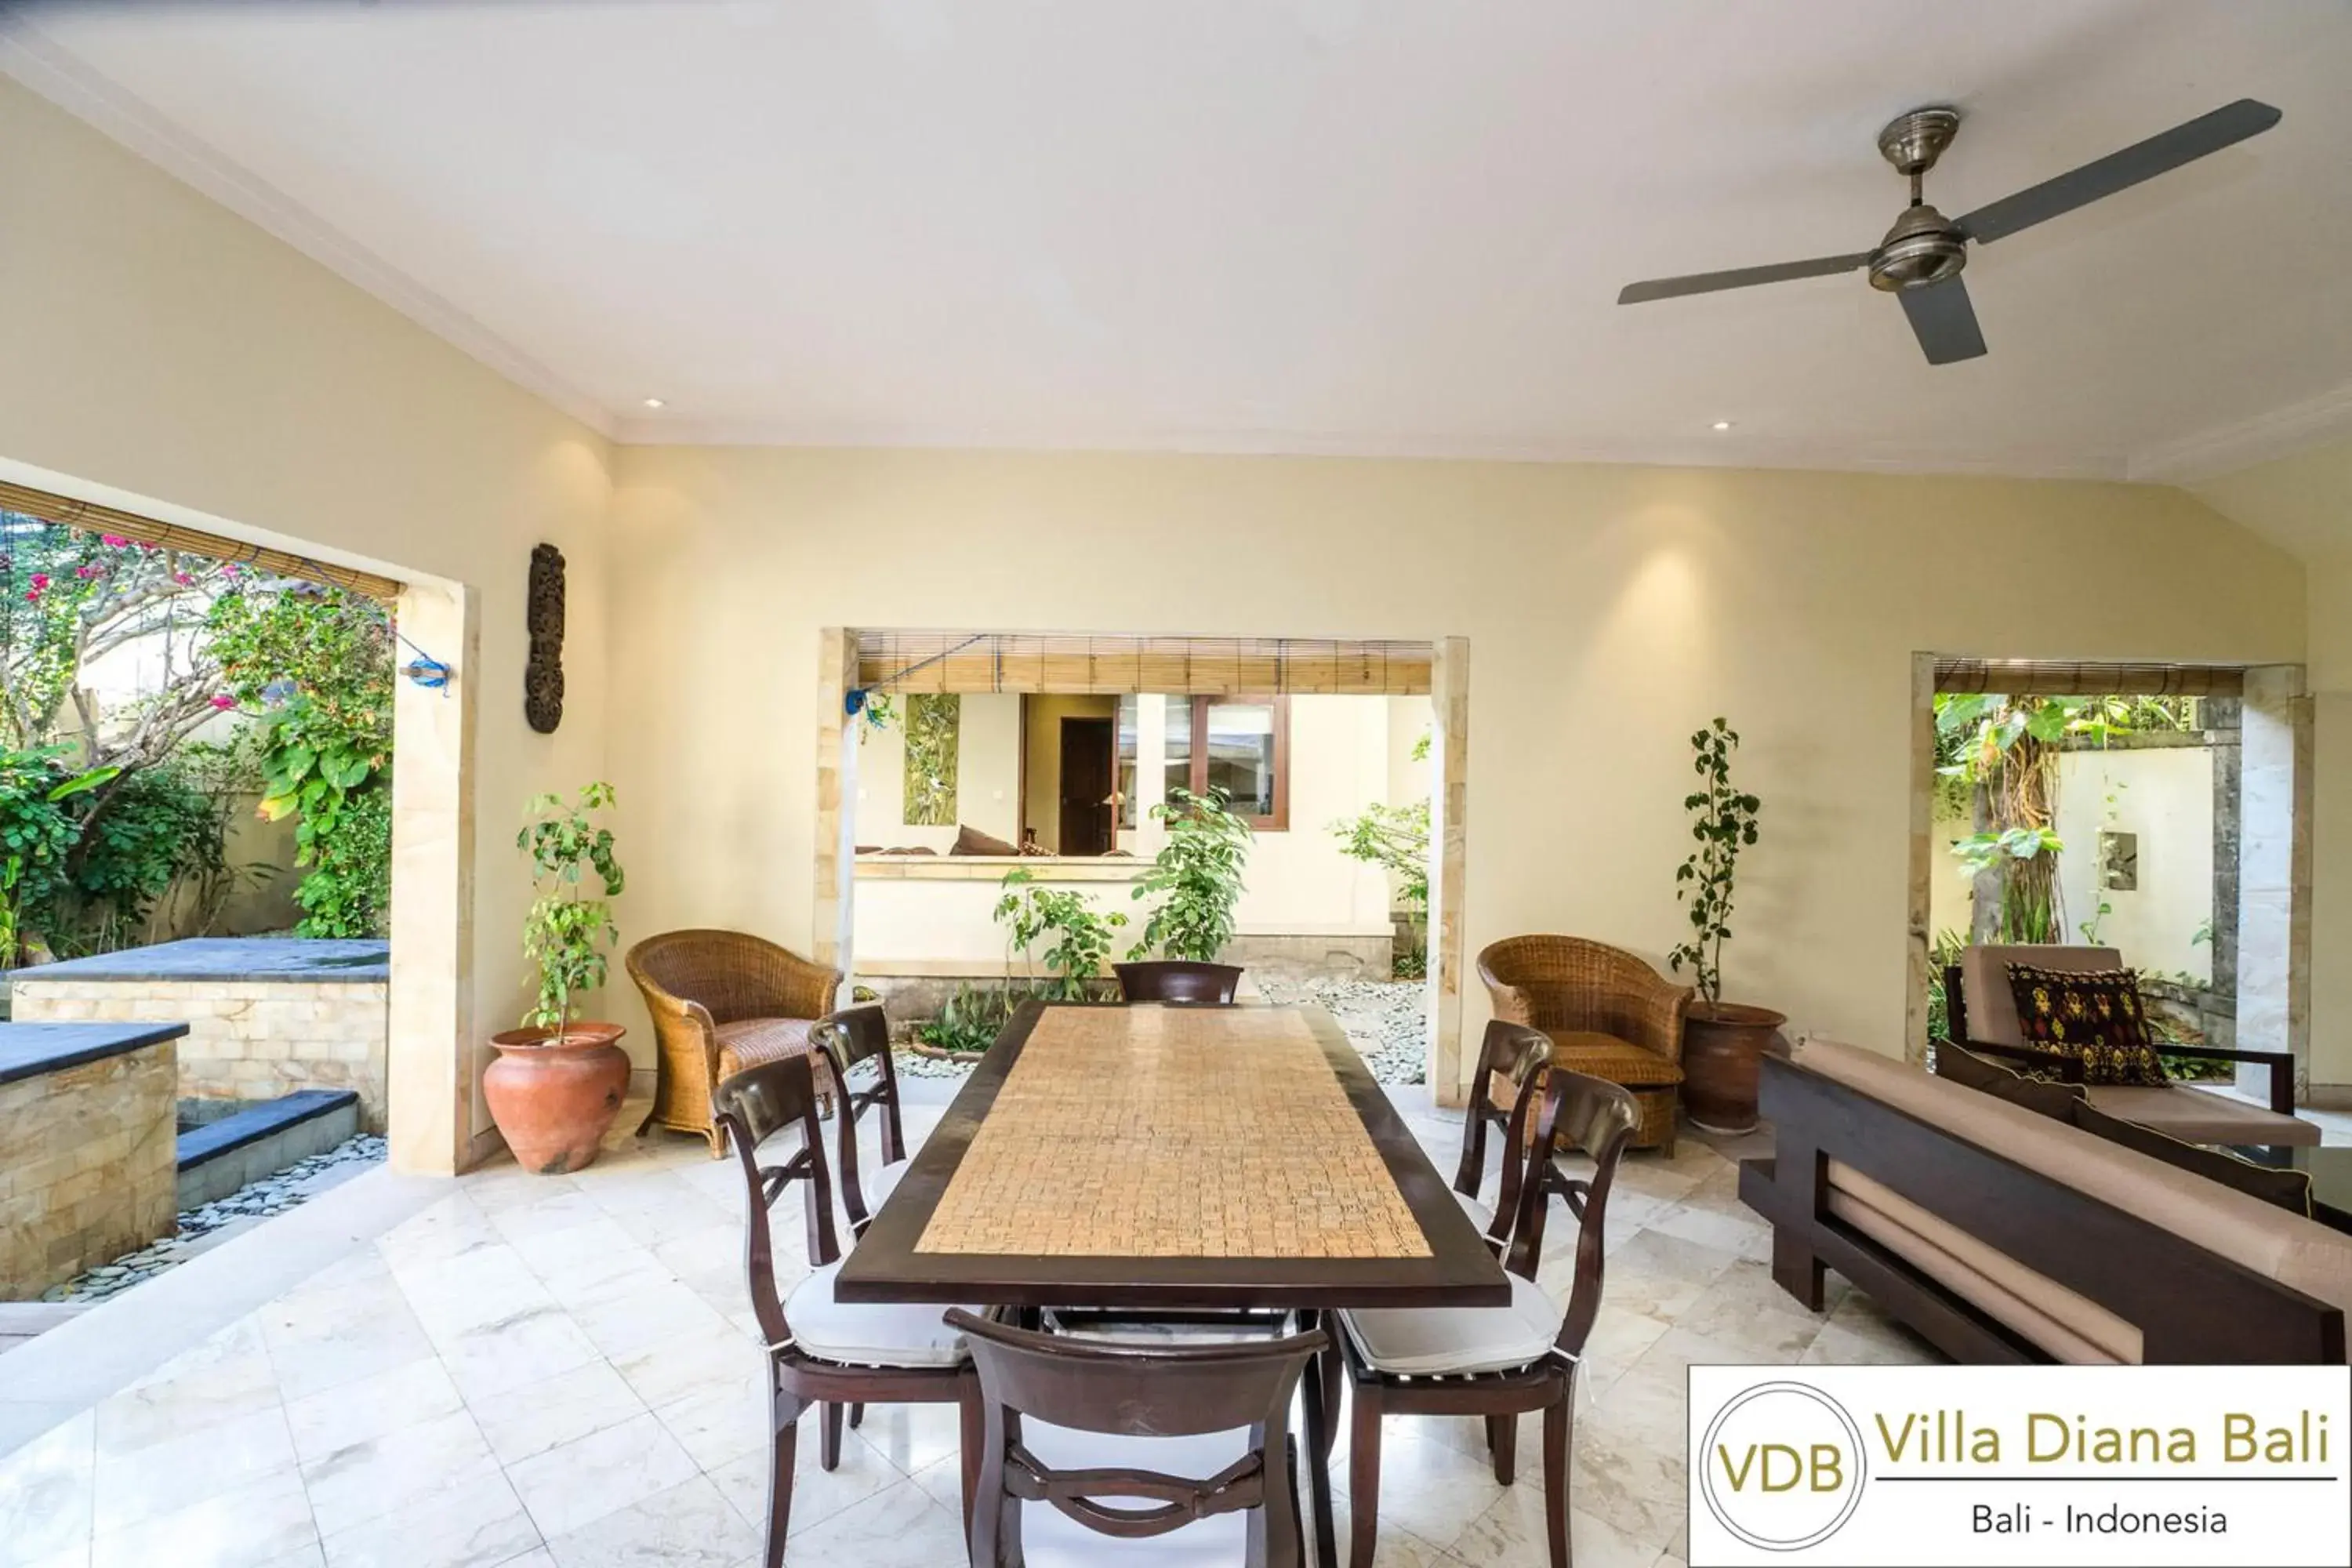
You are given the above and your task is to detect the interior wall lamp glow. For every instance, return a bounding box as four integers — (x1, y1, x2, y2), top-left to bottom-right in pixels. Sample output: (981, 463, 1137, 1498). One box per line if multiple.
(1711, 420, 1734, 431)
(642, 397, 666, 409)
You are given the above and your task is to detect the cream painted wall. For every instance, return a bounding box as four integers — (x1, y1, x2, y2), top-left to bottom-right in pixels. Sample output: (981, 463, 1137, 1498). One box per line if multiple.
(853, 693, 1022, 851)
(2052, 748, 2215, 983)
(0, 79, 614, 1169)
(606, 446, 2303, 1069)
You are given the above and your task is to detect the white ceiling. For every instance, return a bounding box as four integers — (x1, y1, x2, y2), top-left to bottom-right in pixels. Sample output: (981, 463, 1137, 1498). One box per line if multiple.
(6, 0, 2352, 481)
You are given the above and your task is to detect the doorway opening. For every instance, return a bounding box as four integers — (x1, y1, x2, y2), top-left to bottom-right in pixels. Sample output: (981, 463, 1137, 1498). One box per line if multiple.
(1907, 655, 2310, 1103)
(816, 631, 1473, 1097)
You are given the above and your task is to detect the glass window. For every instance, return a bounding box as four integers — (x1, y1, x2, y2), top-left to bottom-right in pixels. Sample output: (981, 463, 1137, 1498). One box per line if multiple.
(1111, 695, 1287, 829)
(1201, 702, 1277, 818)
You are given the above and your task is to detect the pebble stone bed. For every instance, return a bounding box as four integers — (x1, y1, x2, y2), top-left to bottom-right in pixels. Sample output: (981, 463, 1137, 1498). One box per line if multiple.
(39, 1133, 387, 1304)
(895, 976, 1429, 1085)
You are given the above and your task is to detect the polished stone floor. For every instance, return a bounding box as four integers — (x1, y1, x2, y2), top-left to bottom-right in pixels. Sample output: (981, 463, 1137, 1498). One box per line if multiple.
(0, 1078, 1937, 1568)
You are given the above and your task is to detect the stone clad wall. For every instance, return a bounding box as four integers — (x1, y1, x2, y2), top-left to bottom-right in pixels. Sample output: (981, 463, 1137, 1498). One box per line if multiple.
(12, 980, 390, 1131)
(0, 1040, 176, 1298)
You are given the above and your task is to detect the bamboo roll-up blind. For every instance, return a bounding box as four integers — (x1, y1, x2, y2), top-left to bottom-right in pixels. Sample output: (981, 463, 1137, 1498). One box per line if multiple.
(0, 481, 405, 602)
(1934, 659, 2245, 698)
(857, 631, 1432, 696)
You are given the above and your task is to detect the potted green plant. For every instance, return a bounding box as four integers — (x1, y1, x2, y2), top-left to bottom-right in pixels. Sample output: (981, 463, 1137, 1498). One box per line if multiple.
(1668, 719, 1784, 1132)
(1131, 786, 1251, 962)
(485, 782, 630, 1174)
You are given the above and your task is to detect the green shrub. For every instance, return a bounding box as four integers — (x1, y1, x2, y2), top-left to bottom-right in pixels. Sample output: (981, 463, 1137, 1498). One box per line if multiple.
(1131, 786, 1251, 963)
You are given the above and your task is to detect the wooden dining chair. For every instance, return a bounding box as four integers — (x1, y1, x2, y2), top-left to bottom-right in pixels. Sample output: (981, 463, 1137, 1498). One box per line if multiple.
(811, 1002, 906, 1238)
(1114, 960, 1245, 1004)
(713, 1054, 982, 1568)
(1451, 1019, 1557, 1248)
(1330, 1069, 1640, 1568)
(947, 1307, 1328, 1568)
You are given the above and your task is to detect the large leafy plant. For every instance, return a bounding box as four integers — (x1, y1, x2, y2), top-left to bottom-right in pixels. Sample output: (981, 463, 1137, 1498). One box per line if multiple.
(1131, 786, 1251, 963)
(517, 782, 625, 1035)
(210, 579, 394, 937)
(1668, 717, 1761, 1008)
(994, 869, 1126, 1001)
(0, 747, 116, 964)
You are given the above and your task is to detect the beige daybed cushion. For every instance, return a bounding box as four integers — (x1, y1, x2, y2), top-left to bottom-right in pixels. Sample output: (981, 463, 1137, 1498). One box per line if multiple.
(1795, 1039, 2352, 1329)
(1824, 1168, 2136, 1363)
(2084, 1083, 2323, 1147)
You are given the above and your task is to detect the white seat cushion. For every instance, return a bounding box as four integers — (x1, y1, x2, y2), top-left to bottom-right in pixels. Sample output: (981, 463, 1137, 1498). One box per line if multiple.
(861, 1161, 907, 1207)
(1453, 1188, 1497, 1237)
(784, 1261, 972, 1368)
(1340, 1273, 1562, 1377)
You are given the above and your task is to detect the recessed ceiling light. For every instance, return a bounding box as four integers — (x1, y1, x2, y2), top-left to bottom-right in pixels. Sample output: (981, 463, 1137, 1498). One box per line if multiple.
(642, 397, 666, 409)
(1711, 419, 1734, 431)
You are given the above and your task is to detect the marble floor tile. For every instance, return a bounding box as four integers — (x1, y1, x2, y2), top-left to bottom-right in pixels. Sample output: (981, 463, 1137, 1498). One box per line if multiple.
(0, 1410, 94, 1568)
(317, 1468, 540, 1568)
(651, 1366, 768, 1472)
(542, 1474, 757, 1568)
(568, 1277, 735, 1364)
(609, 1332, 764, 1413)
(772, 1480, 967, 1568)
(473, 1360, 649, 1468)
(299, 1406, 503, 1538)
(284, 1357, 464, 1466)
(836, 1394, 964, 1479)
(93, 1317, 280, 1456)
(89, 1466, 316, 1568)
(707, 1421, 901, 1540)
(258, 1275, 439, 1404)
(506, 1218, 665, 1300)
(1454, 1483, 1662, 1568)
(504, 1411, 700, 1541)
(437, 1307, 607, 1406)
(90, 1403, 299, 1536)
(1341, 1426, 1505, 1552)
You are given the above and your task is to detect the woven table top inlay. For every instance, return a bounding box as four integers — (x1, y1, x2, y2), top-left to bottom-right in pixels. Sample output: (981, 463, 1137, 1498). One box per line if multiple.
(914, 1005, 1432, 1260)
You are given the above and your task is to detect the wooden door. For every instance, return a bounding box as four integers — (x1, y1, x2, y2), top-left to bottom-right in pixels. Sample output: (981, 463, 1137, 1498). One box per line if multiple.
(1058, 717, 1115, 855)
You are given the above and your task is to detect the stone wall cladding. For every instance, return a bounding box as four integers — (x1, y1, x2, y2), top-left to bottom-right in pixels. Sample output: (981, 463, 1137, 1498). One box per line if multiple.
(11, 980, 390, 1131)
(0, 1039, 176, 1298)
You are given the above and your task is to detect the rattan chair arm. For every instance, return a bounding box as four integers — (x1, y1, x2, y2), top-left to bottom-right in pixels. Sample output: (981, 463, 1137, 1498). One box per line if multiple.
(1485, 979, 1537, 1026)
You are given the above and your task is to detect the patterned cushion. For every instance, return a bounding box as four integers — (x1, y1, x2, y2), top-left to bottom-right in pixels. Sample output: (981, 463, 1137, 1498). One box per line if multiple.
(2002, 965, 2167, 1087)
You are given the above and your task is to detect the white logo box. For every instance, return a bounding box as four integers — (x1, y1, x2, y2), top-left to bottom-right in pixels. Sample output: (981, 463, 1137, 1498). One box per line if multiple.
(1688, 1364, 2350, 1567)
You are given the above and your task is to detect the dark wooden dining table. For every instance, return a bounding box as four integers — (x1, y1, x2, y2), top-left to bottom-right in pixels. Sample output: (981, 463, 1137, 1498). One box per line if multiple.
(835, 999, 1508, 1311)
(836, 999, 1504, 1568)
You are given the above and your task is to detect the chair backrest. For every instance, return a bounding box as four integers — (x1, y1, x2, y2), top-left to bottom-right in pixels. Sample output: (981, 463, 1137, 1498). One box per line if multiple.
(812, 1002, 904, 1232)
(1957, 944, 2122, 1047)
(1113, 961, 1244, 1005)
(1476, 934, 1686, 1045)
(1496, 1067, 1640, 1359)
(713, 1053, 840, 1350)
(946, 1308, 1323, 1548)
(626, 927, 823, 1025)
(1453, 1021, 1554, 1236)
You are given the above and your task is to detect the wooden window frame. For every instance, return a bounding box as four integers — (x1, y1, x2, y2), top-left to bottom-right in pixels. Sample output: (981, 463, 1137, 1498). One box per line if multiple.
(1183, 695, 1290, 833)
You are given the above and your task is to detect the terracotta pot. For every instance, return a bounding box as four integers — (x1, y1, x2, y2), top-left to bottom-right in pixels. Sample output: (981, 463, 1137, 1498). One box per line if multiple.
(1680, 1002, 1788, 1134)
(484, 1023, 630, 1174)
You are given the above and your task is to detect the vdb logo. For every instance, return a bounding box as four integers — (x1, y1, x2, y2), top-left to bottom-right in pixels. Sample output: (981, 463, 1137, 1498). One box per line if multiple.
(1700, 1381, 1869, 1552)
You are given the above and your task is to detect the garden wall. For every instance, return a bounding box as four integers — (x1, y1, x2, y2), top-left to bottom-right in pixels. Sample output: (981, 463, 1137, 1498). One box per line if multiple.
(11, 940, 389, 1131)
(0, 1024, 179, 1299)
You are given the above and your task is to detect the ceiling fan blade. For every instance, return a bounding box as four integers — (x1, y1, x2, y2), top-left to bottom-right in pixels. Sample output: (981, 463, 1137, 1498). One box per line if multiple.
(1899, 275, 1987, 365)
(1955, 98, 2281, 245)
(1617, 252, 1871, 304)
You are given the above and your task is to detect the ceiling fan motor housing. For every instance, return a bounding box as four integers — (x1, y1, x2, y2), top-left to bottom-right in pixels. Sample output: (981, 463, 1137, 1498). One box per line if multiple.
(1869, 203, 1968, 290)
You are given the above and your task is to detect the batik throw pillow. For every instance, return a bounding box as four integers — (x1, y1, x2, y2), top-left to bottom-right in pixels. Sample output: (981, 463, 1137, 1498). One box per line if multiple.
(2002, 964, 2169, 1087)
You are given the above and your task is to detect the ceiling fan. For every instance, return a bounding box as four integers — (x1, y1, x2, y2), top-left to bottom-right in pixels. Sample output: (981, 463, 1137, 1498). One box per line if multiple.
(1616, 98, 2282, 365)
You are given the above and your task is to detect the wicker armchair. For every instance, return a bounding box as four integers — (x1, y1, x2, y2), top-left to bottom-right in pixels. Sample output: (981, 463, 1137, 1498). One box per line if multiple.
(626, 929, 844, 1156)
(1477, 935, 1693, 1154)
